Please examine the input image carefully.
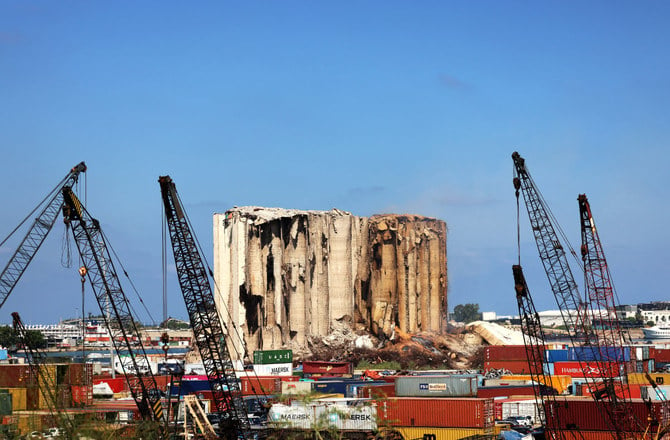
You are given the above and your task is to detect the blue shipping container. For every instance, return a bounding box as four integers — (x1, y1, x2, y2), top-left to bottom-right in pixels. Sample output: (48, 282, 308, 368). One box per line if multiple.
(546, 349, 569, 363)
(568, 346, 630, 362)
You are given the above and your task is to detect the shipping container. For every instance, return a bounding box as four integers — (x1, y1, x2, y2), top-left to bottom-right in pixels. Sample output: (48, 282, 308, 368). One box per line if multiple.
(7, 388, 26, 411)
(71, 385, 93, 406)
(477, 385, 536, 399)
(484, 360, 531, 374)
(377, 397, 494, 428)
(240, 376, 282, 395)
(650, 348, 670, 363)
(640, 385, 670, 401)
(281, 381, 313, 395)
(499, 398, 542, 424)
(357, 383, 395, 399)
(483, 379, 534, 387)
(301, 361, 352, 377)
(544, 397, 669, 431)
(268, 399, 377, 432)
(546, 349, 570, 363)
(395, 375, 478, 397)
(552, 430, 617, 440)
(0, 366, 32, 388)
(633, 346, 651, 361)
(484, 345, 533, 361)
(553, 361, 623, 378)
(501, 375, 572, 394)
(628, 372, 670, 385)
(394, 426, 495, 440)
(93, 377, 127, 394)
(253, 363, 293, 377)
(253, 349, 293, 365)
(0, 391, 11, 416)
(568, 346, 630, 362)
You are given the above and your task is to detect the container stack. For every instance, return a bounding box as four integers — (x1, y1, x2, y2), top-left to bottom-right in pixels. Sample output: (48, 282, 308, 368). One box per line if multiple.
(483, 345, 536, 374)
(252, 349, 293, 376)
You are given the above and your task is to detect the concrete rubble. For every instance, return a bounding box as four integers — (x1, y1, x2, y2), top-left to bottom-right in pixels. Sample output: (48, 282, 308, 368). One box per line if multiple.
(213, 207, 447, 360)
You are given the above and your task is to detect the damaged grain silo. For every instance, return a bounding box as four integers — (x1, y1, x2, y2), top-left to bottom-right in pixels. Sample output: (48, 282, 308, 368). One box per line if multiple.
(212, 207, 447, 360)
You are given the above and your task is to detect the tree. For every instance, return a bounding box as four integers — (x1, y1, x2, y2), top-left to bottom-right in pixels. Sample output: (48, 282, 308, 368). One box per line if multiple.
(0, 325, 18, 349)
(453, 303, 481, 323)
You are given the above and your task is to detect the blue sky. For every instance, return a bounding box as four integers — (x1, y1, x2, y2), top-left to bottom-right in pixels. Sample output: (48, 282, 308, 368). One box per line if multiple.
(1, 2, 668, 325)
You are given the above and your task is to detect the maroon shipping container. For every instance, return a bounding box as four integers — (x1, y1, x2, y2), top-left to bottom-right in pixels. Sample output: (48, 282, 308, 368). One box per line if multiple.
(553, 361, 623, 378)
(545, 398, 670, 432)
(0, 365, 33, 387)
(477, 385, 536, 399)
(71, 385, 93, 406)
(484, 360, 531, 374)
(651, 348, 670, 363)
(67, 363, 93, 386)
(484, 345, 535, 361)
(553, 431, 614, 440)
(302, 361, 353, 376)
(358, 383, 396, 399)
(377, 397, 494, 428)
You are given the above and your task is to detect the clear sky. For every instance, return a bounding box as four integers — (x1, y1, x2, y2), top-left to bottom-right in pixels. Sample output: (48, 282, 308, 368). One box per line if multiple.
(1, 1, 668, 325)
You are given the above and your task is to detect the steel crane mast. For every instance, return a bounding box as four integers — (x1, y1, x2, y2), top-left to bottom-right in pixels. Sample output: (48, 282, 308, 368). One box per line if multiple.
(12, 312, 76, 439)
(0, 162, 86, 309)
(511, 152, 590, 338)
(512, 152, 652, 440)
(578, 194, 647, 438)
(158, 176, 251, 439)
(61, 187, 165, 429)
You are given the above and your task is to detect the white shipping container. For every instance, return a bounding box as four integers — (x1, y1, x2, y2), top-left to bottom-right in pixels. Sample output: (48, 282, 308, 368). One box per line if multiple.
(281, 381, 313, 395)
(501, 399, 543, 424)
(253, 362, 293, 376)
(641, 385, 670, 401)
(268, 400, 377, 431)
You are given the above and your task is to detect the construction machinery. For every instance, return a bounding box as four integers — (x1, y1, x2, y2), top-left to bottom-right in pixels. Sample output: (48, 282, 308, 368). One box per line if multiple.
(0, 162, 86, 310)
(61, 186, 166, 435)
(158, 176, 252, 439)
(12, 311, 77, 439)
(511, 152, 652, 440)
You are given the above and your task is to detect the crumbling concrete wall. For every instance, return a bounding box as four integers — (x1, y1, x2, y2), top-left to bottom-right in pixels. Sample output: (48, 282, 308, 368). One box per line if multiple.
(213, 207, 447, 360)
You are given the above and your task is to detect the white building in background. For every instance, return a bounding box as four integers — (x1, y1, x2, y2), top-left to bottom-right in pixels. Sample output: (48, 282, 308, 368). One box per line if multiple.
(640, 309, 670, 324)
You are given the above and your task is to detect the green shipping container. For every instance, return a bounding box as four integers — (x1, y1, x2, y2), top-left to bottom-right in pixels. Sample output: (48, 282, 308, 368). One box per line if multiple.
(253, 349, 293, 365)
(0, 391, 11, 416)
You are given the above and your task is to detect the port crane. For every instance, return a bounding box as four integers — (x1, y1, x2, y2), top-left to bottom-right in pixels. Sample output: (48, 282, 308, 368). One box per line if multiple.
(158, 176, 251, 439)
(12, 311, 77, 439)
(511, 152, 650, 440)
(61, 186, 166, 434)
(0, 162, 86, 310)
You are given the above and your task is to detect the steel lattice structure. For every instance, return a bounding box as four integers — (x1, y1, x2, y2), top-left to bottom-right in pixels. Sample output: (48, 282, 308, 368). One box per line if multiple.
(0, 162, 86, 309)
(578, 194, 650, 438)
(61, 187, 165, 429)
(159, 176, 251, 440)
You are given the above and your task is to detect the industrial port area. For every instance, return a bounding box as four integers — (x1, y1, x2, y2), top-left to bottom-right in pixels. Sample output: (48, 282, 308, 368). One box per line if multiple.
(0, 150, 668, 440)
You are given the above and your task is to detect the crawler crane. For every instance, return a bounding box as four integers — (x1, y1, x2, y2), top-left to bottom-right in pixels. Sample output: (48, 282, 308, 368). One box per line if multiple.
(61, 186, 166, 435)
(0, 162, 86, 309)
(159, 176, 251, 439)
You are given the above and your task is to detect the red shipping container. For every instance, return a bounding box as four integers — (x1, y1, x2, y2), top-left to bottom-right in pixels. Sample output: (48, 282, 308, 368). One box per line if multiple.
(545, 398, 669, 432)
(577, 382, 642, 399)
(377, 397, 494, 428)
(67, 363, 93, 386)
(359, 383, 396, 399)
(302, 361, 352, 376)
(93, 377, 127, 394)
(553, 361, 623, 378)
(484, 345, 536, 361)
(484, 360, 531, 374)
(240, 376, 281, 395)
(71, 385, 93, 406)
(651, 348, 670, 363)
(477, 385, 536, 399)
(0, 365, 33, 387)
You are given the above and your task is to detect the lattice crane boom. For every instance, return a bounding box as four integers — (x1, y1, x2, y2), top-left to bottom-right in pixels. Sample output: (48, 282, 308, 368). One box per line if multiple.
(61, 187, 165, 430)
(159, 175, 251, 439)
(0, 162, 86, 309)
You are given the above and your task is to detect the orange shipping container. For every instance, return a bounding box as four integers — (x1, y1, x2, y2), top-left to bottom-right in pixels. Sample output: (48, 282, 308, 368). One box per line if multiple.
(484, 360, 531, 374)
(394, 426, 495, 440)
(378, 397, 494, 428)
